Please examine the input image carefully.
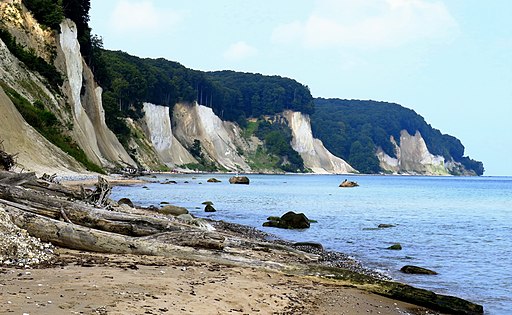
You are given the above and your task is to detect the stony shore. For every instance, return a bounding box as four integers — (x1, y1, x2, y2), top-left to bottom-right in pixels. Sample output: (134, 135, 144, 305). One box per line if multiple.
(0, 174, 483, 314)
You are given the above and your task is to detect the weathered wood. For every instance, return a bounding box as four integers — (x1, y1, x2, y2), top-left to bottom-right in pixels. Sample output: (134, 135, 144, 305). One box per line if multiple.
(3, 205, 224, 255)
(0, 171, 38, 186)
(83, 176, 111, 206)
(0, 184, 183, 236)
(0, 142, 16, 171)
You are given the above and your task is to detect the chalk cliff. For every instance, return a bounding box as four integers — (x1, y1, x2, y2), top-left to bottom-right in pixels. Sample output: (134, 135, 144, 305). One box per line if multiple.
(142, 102, 196, 167)
(377, 130, 449, 175)
(57, 19, 135, 168)
(284, 111, 355, 174)
(0, 1, 479, 176)
(0, 85, 84, 175)
(172, 103, 250, 172)
(0, 1, 135, 174)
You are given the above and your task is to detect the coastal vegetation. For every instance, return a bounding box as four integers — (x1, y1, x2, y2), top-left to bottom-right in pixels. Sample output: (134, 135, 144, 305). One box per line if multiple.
(1, 0, 484, 175)
(0, 82, 103, 173)
(0, 28, 62, 91)
(311, 98, 484, 175)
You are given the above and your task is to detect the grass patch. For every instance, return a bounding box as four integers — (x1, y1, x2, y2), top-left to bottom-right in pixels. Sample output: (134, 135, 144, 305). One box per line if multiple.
(181, 162, 219, 172)
(247, 146, 280, 171)
(242, 120, 259, 139)
(1, 82, 104, 173)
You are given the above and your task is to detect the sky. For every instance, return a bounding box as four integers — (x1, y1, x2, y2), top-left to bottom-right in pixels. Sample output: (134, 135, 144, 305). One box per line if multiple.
(89, 0, 512, 176)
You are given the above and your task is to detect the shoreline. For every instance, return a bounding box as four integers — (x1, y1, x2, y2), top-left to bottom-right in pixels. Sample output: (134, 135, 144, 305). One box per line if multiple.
(0, 174, 484, 314)
(1, 249, 434, 315)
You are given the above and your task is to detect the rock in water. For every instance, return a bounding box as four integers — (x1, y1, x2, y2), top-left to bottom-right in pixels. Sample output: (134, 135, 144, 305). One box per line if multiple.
(387, 243, 402, 250)
(400, 265, 438, 275)
(204, 204, 216, 212)
(207, 178, 221, 183)
(158, 205, 189, 216)
(339, 179, 359, 187)
(229, 176, 250, 185)
(263, 211, 310, 229)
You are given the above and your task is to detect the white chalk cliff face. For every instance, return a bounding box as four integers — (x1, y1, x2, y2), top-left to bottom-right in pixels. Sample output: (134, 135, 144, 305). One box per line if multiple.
(142, 103, 196, 166)
(57, 19, 135, 168)
(0, 87, 84, 175)
(378, 130, 449, 175)
(172, 103, 250, 171)
(284, 110, 355, 174)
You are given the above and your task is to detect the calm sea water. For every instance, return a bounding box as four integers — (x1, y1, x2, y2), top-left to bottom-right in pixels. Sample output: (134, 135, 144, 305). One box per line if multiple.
(111, 174, 512, 314)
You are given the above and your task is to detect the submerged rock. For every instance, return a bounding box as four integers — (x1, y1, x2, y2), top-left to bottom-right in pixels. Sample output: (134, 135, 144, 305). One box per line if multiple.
(378, 224, 396, 228)
(263, 211, 310, 229)
(400, 265, 438, 275)
(229, 176, 250, 185)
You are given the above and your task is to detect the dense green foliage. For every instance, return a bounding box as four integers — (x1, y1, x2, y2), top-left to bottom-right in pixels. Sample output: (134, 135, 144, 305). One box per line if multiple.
(22, 0, 64, 30)
(1, 83, 104, 173)
(311, 98, 483, 175)
(207, 71, 314, 121)
(254, 119, 305, 172)
(0, 28, 62, 90)
(99, 50, 315, 142)
(100, 51, 314, 123)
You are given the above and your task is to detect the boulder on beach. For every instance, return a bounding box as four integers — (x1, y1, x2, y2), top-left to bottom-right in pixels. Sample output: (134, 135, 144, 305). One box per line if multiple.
(207, 178, 221, 183)
(263, 211, 311, 229)
(157, 205, 189, 216)
(117, 198, 134, 208)
(400, 265, 438, 275)
(229, 176, 250, 185)
(339, 179, 359, 187)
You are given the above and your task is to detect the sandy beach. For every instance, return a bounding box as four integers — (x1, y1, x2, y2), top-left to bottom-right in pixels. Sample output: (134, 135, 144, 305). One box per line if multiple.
(1, 249, 434, 315)
(2, 173, 482, 314)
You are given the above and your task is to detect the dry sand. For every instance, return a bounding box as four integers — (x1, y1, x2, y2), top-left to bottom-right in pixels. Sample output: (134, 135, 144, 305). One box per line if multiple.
(0, 250, 436, 315)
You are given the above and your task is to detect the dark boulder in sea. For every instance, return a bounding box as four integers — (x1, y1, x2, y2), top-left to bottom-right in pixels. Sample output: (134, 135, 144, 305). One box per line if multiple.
(400, 265, 438, 275)
(378, 224, 396, 228)
(204, 204, 216, 212)
(387, 243, 402, 250)
(118, 198, 134, 208)
(158, 205, 189, 216)
(229, 176, 250, 185)
(263, 211, 310, 229)
(339, 179, 359, 187)
(207, 178, 221, 183)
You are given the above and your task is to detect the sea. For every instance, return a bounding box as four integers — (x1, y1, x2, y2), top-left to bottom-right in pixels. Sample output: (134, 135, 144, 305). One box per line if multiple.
(111, 174, 512, 314)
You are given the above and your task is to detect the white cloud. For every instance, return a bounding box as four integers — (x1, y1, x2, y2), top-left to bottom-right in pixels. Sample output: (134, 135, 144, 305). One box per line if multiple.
(109, 0, 183, 34)
(223, 41, 258, 61)
(272, 0, 459, 50)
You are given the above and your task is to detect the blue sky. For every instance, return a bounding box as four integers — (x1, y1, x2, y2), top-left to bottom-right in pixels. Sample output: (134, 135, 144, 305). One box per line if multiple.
(89, 0, 512, 176)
